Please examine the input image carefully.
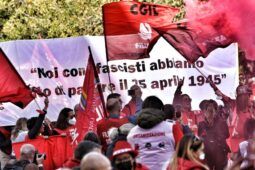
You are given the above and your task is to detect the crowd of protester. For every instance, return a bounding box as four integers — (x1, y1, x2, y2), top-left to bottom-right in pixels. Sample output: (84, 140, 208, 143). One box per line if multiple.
(0, 57, 255, 170)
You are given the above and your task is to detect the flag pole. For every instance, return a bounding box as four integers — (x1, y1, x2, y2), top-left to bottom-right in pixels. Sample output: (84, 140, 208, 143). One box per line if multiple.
(193, 65, 208, 79)
(88, 46, 108, 117)
(192, 64, 220, 92)
(33, 98, 42, 110)
(102, 7, 113, 94)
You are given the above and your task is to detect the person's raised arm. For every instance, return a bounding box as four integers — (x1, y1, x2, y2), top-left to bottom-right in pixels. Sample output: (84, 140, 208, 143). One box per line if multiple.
(173, 78, 184, 106)
(28, 97, 49, 139)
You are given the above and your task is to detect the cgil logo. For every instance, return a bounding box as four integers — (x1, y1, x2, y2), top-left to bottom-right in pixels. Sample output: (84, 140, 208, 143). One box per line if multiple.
(130, 3, 159, 16)
(138, 23, 152, 40)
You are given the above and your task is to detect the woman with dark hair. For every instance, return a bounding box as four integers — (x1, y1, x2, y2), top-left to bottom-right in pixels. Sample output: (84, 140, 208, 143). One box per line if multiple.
(168, 134, 208, 170)
(54, 107, 76, 135)
(142, 95, 163, 110)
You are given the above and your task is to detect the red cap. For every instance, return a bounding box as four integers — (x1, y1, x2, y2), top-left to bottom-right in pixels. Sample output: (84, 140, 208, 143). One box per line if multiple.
(112, 141, 138, 159)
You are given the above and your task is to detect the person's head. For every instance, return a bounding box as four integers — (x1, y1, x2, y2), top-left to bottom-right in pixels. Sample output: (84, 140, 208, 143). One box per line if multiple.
(74, 104, 81, 116)
(20, 144, 36, 163)
(107, 93, 121, 102)
(27, 117, 44, 134)
(112, 140, 138, 170)
(12, 117, 28, 139)
(74, 141, 101, 160)
(171, 135, 208, 170)
(128, 85, 142, 100)
(236, 85, 252, 113)
(80, 152, 111, 170)
(163, 104, 175, 120)
(24, 163, 39, 170)
(106, 98, 122, 114)
(107, 93, 123, 110)
(56, 108, 75, 130)
(15, 117, 28, 131)
(83, 131, 101, 144)
(204, 99, 218, 122)
(142, 96, 163, 110)
(181, 94, 192, 111)
(199, 100, 209, 113)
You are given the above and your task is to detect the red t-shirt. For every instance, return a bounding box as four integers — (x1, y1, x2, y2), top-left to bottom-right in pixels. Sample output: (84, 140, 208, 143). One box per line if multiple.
(182, 111, 197, 126)
(97, 117, 129, 152)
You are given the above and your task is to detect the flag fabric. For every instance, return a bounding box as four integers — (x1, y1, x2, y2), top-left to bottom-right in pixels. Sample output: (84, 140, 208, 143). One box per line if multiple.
(76, 47, 106, 142)
(153, 17, 234, 63)
(12, 136, 73, 170)
(0, 48, 34, 108)
(103, 0, 179, 61)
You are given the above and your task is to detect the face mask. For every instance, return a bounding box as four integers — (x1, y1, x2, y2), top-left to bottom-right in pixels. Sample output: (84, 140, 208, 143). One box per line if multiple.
(68, 117, 76, 125)
(199, 152, 205, 160)
(115, 160, 133, 170)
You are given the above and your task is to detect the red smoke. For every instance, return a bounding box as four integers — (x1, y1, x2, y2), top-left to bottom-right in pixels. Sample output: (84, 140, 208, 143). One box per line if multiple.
(185, 0, 255, 61)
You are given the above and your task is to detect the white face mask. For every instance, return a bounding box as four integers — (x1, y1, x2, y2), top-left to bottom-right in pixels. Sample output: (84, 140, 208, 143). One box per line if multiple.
(199, 152, 205, 160)
(68, 117, 76, 125)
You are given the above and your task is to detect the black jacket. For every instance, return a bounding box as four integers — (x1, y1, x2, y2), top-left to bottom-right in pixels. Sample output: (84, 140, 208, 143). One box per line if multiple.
(137, 108, 165, 129)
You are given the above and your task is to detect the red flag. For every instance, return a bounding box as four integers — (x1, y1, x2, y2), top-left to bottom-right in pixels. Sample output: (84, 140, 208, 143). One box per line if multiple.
(76, 47, 106, 142)
(0, 48, 34, 108)
(153, 16, 234, 63)
(12, 136, 73, 170)
(103, 0, 179, 61)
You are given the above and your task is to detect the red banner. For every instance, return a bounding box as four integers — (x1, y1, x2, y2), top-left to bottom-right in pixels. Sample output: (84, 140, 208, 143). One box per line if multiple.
(103, 1, 179, 60)
(153, 15, 234, 63)
(0, 48, 34, 108)
(12, 136, 73, 170)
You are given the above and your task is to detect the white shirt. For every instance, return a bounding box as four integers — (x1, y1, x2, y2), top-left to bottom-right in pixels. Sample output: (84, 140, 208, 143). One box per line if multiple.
(127, 121, 175, 170)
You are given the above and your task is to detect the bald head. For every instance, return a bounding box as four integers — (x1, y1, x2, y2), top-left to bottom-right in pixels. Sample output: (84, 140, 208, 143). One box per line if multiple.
(80, 152, 111, 170)
(24, 163, 39, 170)
(20, 144, 35, 155)
(20, 144, 36, 162)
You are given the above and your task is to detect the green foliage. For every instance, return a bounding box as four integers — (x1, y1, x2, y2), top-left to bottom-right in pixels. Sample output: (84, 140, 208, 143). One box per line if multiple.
(0, 0, 184, 41)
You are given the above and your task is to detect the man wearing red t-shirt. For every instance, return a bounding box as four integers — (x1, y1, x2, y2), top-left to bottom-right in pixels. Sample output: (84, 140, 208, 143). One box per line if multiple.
(97, 98, 129, 153)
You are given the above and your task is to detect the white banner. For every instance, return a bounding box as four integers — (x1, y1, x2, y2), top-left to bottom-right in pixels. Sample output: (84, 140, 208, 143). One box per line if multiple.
(0, 36, 238, 126)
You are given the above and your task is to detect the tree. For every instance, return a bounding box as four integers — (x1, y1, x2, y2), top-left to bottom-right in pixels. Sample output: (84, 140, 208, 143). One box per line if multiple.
(0, 0, 184, 41)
